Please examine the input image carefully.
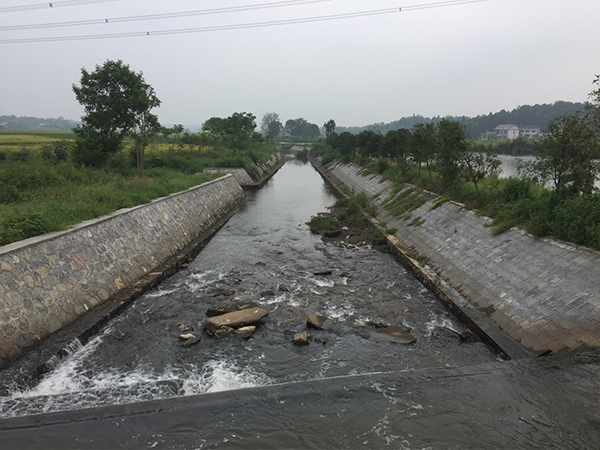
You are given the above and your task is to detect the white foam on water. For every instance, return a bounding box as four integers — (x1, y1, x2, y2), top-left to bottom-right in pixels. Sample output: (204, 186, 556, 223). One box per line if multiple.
(182, 359, 272, 395)
(9, 336, 104, 399)
(144, 288, 179, 298)
(323, 301, 356, 320)
(311, 277, 335, 288)
(424, 314, 459, 337)
(185, 269, 227, 292)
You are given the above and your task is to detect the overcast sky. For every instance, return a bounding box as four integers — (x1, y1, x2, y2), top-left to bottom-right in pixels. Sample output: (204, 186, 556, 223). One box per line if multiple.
(1, 0, 599, 128)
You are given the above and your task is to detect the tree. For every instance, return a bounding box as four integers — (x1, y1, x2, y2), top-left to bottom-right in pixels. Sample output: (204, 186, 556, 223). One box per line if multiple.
(411, 122, 436, 180)
(72, 60, 160, 167)
(586, 74, 600, 136)
(382, 128, 411, 171)
(435, 119, 468, 187)
(202, 112, 257, 151)
(324, 119, 336, 139)
(131, 111, 160, 177)
(356, 130, 382, 159)
(527, 115, 599, 196)
(260, 112, 283, 144)
(284, 118, 321, 140)
(460, 144, 501, 196)
(334, 132, 356, 162)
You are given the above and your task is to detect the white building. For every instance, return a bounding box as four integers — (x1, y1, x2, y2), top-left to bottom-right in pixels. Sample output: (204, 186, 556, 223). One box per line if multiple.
(519, 126, 541, 140)
(494, 124, 520, 140)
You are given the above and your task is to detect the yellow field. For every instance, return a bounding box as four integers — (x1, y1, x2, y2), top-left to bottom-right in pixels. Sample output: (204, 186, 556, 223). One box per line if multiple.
(0, 134, 67, 153)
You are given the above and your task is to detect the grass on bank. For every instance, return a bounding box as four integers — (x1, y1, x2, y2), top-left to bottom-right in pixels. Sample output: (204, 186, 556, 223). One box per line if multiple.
(310, 143, 600, 251)
(0, 133, 278, 246)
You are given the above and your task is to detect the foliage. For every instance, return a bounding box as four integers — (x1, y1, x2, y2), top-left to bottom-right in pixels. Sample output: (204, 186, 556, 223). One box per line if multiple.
(323, 120, 336, 141)
(459, 145, 501, 196)
(523, 115, 599, 196)
(260, 112, 283, 143)
(202, 112, 258, 151)
(435, 119, 468, 188)
(0, 212, 51, 246)
(295, 148, 309, 161)
(284, 118, 321, 140)
(306, 215, 340, 234)
(40, 140, 71, 163)
(72, 60, 161, 167)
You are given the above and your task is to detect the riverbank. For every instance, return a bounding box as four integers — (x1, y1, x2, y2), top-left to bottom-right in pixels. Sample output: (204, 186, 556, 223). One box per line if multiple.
(309, 157, 600, 357)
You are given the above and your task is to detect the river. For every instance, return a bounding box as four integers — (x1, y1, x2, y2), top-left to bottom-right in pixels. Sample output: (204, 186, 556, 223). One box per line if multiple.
(0, 160, 599, 449)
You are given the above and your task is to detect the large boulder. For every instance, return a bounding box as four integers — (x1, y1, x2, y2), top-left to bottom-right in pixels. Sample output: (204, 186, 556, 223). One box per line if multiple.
(371, 326, 416, 344)
(204, 308, 269, 334)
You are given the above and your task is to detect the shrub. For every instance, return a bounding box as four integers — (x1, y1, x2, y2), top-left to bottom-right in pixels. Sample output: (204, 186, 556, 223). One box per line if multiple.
(0, 212, 51, 245)
(371, 229, 388, 246)
(306, 215, 340, 234)
(10, 148, 30, 162)
(0, 182, 21, 204)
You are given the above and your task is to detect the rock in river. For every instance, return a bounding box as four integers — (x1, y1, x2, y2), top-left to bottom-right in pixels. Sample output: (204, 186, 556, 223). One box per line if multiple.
(235, 326, 256, 339)
(204, 308, 269, 335)
(313, 269, 333, 276)
(206, 301, 259, 317)
(292, 331, 310, 346)
(371, 326, 416, 344)
(307, 313, 332, 330)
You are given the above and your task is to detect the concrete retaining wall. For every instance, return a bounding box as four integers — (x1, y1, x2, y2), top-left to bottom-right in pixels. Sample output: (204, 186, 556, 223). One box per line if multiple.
(312, 158, 600, 356)
(0, 175, 245, 367)
(203, 153, 286, 189)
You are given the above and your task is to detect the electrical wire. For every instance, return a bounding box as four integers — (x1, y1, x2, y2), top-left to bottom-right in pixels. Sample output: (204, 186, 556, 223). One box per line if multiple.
(0, 0, 120, 14)
(0, 0, 492, 44)
(0, 0, 333, 31)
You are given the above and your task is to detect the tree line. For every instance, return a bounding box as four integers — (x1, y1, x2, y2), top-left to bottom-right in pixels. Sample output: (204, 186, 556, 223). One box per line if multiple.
(336, 101, 585, 139)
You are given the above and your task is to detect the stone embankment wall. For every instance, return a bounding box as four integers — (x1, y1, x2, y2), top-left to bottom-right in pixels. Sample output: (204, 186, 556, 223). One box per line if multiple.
(311, 158, 600, 356)
(0, 175, 245, 368)
(203, 153, 286, 189)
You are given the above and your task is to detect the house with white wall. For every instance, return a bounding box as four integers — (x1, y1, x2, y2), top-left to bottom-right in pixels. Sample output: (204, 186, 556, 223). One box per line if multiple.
(494, 124, 520, 140)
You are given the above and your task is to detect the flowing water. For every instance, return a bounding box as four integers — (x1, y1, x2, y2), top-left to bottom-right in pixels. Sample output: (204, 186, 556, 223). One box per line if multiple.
(1, 160, 599, 448)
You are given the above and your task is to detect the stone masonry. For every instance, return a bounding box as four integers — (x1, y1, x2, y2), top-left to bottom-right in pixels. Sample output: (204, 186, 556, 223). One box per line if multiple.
(0, 175, 245, 367)
(317, 160, 600, 355)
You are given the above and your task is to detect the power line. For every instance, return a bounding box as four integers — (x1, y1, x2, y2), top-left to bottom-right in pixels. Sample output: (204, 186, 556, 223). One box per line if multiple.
(0, 0, 333, 31)
(0, 0, 120, 14)
(0, 0, 492, 44)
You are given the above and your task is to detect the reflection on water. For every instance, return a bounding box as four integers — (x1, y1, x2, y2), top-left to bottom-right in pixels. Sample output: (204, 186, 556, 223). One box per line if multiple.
(497, 154, 536, 178)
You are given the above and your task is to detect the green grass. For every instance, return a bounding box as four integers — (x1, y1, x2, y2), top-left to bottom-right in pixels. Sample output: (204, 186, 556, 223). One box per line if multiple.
(0, 144, 279, 246)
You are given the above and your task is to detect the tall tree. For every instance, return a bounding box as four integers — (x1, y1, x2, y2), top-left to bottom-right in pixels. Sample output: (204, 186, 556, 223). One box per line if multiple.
(72, 60, 160, 167)
(528, 115, 599, 196)
(586, 74, 600, 136)
(411, 122, 436, 180)
(323, 119, 336, 139)
(260, 112, 283, 143)
(382, 128, 411, 171)
(435, 119, 468, 187)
